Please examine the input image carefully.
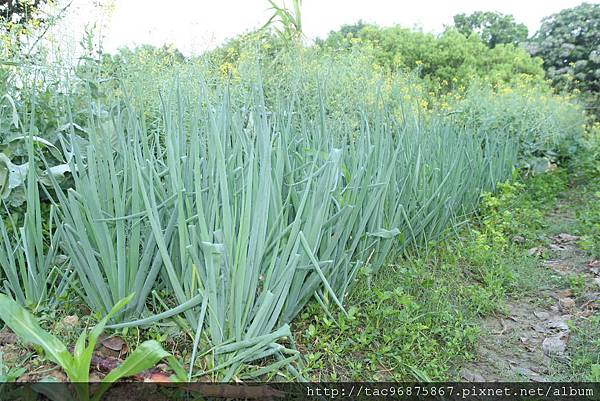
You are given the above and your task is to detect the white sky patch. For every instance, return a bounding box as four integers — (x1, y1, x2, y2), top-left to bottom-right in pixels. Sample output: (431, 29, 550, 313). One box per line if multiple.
(54, 0, 598, 57)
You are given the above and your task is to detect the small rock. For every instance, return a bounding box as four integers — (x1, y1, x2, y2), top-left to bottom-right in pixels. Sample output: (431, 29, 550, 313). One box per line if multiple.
(532, 323, 550, 334)
(547, 318, 569, 332)
(559, 297, 576, 311)
(512, 366, 547, 382)
(460, 369, 485, 382)
(550, 244, 567, 252)
(542, 335, 567, 355)
(556, 233, 579, 243)
(533, 311, 550, 320)
(580, 293, 600, 303)
(528, 247, 545, 257)
(62, 315, 79, 327)
(512, 235, 526, 244)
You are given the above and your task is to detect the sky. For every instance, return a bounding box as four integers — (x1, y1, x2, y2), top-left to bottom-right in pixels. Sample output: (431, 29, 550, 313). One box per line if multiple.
(54, 0, 597, 56)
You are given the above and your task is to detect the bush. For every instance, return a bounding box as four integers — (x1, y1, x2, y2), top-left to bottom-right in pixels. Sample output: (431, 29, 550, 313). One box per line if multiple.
(528, 2, 600, 117)
(320, 24, 546, 92)
(444, 81, 586, 168)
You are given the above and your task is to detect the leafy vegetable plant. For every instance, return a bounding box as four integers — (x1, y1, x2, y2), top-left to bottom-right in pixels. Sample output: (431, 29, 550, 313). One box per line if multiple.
(0, 293, 185, 401)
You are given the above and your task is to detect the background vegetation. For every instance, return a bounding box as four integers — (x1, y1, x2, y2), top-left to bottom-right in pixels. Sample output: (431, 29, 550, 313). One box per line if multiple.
(0, 0, 597, 384)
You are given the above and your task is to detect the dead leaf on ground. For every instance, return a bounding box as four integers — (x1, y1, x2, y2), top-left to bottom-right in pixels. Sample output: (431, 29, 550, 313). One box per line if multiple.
(577, 308, 596, 318)
(99, 336, 129, 358)
(557, 289, 573, 298)
(0, 329, 17, 345)
(559, 297, 576, 311)
(102, 336, 127, 351)
(62, 315, 79, 327)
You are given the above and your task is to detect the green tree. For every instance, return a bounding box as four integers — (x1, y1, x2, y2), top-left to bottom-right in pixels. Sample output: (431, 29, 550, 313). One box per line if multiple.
(321, 24, 544, 92)
(452, 11, 528, 48)
(528, 2, 600, 115)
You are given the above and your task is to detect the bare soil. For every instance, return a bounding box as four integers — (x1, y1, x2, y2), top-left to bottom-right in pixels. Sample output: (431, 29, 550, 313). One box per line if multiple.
(460, 194, 600, 382)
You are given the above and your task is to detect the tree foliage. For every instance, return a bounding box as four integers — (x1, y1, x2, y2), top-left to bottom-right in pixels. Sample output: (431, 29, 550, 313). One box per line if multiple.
(452, 11, 528, 48)
(0, 0, 49, 26)
(321, 23, 545, 92)
(528, 2, 600, 114)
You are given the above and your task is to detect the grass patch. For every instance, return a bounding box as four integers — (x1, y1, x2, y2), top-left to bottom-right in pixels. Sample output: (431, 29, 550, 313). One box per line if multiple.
(294, 170, 571, 380)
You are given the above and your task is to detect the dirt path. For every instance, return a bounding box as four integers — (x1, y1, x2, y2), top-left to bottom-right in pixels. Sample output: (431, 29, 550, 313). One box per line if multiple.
(460, 189, 600, 382)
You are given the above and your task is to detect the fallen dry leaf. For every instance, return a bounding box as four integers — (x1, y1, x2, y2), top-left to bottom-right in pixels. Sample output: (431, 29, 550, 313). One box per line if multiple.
(144, 372, 172, 383)
(557, 289, 573, 298)
(100, 336, 129, 356)
(587, 260, 600, 268)
(102, 336, 126, 351)
(577, 308, 596, 318)
(559, 297, 576, 311)
(62, 315, 79, 327)
(0, 329, 17, 345)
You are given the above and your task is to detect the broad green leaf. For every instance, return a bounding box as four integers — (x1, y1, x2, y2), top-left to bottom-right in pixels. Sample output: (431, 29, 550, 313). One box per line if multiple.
(0, 295, 73, 372)
(76, 294, 135, 382)
(92, 340, 172, 401)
